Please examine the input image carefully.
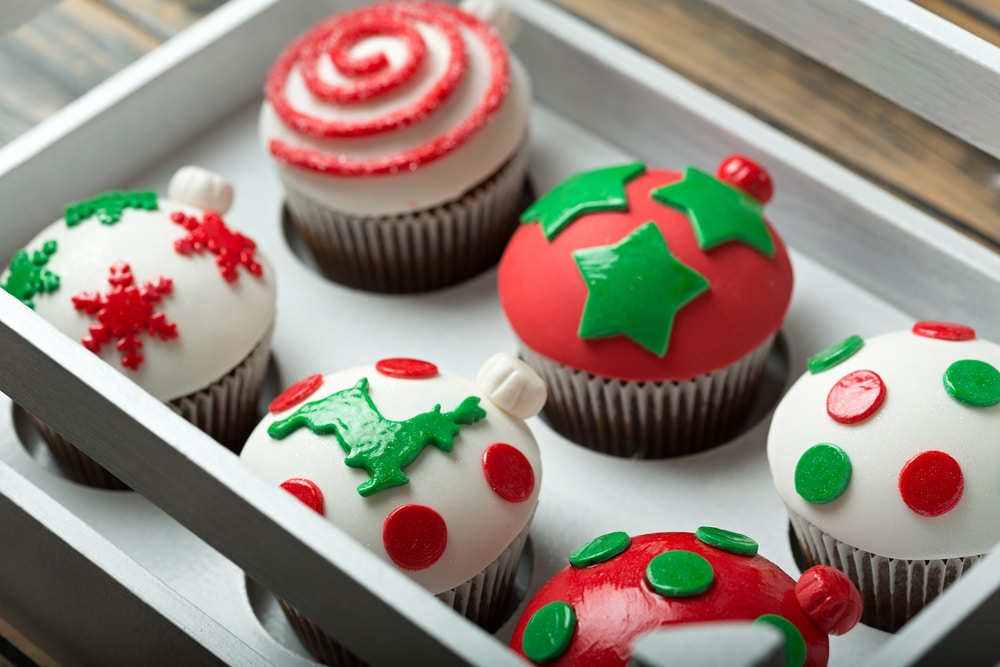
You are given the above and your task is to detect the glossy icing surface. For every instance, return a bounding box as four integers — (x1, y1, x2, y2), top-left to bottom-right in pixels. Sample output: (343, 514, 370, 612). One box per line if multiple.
(2, 196, 275, 401)
(510, 531, 848, 667)
(497, 166, 793, 382)
(259, 1, 531, 215)
(239, 360, 542, 594)
(768, 325, 1000, 559)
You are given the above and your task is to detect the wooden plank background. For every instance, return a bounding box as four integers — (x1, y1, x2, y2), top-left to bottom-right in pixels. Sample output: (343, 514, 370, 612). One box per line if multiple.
(1, 0, 999, 250)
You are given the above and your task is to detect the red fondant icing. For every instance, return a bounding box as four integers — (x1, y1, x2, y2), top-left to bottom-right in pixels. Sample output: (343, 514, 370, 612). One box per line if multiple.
(280, 478, 325, 515)
(899, 451, 964, 517)
(172, 210, 263, 283)
(794, 566, 863, 636)
(912, 321, 976, 342)
(482, 443, 534, 503)
(716, 155, 774, 204)
(265, 1, 509, 176)
(382, 504, 447, 570)
(270, 374, 324, 413)
(509, 532, 838, 667)
(375, 357, 439, 378)
(498, 169, 793, 382)
(826, 369, 885, 424)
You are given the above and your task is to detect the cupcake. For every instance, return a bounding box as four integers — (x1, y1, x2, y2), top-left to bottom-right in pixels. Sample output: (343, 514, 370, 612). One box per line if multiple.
(767, 321, 1000, 631)
(259, 0, 531, 293)
(497, 157, 794, 457)
(239, 353, 545, 665)
(1, 166, 277, 488)
(509, 528, 862, 667)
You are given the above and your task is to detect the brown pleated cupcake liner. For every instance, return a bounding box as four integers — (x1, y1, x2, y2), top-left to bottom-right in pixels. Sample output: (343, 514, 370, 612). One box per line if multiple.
(28, 329, 273, 490)
(788, 511, 983, 633)
(277, 523, 532, 667)
(284, 139, 530, 293)
(518, 335, 775, 458)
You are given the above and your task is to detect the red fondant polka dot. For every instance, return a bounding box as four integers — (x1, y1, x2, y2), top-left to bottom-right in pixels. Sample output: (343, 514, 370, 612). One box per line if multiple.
(375, 358, 439, 379)
(382, 504, 447, 570)
(280, 478, 324, 515)
(898, 451, 964, 517)
(269, 374, 323, 413)
(482, 443, 535, 503)
(826, 369, 885, 424)
(912, 321, 976, 341)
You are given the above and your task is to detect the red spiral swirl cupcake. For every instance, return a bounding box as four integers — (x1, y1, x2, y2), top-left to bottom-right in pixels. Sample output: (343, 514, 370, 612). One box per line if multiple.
(260, 0, 532, 293)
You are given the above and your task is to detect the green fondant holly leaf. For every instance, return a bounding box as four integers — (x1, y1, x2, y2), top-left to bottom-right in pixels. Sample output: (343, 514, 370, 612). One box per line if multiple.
(521, 163, 646, 240)
(651, 167, 775, 257)
(267, 378, 487, 497)
(573, 222, 708, 356)
(1, 240, 60, 308)
(64, 190, 158, 226)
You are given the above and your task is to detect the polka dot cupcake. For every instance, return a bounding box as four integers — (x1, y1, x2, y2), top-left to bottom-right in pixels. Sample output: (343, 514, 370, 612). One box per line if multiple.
(239, 353, 545, 665)
(509, 529, 862, 667)
(767, 322, 1000, 631)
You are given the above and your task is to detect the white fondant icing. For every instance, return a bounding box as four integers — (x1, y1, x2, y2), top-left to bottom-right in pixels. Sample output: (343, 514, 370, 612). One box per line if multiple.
(767, 329, 1000, 560)
(477, 352, 546, 419)
(6, 196, 276, 401)
(258, 13, 531, 216)
(239, 364, 542, 594)
(168, 166, 235, 214)
(459, 0, 520, 43)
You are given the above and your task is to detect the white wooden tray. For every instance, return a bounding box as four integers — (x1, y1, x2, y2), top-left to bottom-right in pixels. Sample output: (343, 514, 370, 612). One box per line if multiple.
(2, 0, 999, 665)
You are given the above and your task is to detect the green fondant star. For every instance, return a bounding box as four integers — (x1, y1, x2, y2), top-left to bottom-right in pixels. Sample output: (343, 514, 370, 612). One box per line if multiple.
(64, 190, 158, 226)
(1, 240, 60, 308)
(521, 162, 646, 240)
(651, 167, 775, 257)
(267, 378, 487, 497)
(573, 222, 708, 356)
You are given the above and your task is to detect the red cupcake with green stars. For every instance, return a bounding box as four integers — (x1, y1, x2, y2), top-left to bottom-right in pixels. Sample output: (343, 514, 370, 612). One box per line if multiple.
(510, 528, 862, 667)
(768, 322, 1000, 631)
(497, 156, 793, 457)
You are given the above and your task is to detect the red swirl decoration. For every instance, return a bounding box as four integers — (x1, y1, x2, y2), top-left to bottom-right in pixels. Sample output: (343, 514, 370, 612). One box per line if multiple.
(266, 2, 510, 176)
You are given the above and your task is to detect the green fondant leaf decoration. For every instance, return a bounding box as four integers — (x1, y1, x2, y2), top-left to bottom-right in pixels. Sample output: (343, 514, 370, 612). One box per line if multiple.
(521, 162, 646, 240)
(651, 167, 774, 257)
(65, 190, 158, 226)
(267, 378, 487, 497)
(573, 222, 708, 356)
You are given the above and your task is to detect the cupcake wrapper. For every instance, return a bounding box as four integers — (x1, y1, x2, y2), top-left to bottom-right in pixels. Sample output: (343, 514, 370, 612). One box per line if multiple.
(789, 512, 983, 632)
(28, 329, 272, 490)
(284, 139, 530, 293)
(277, 523, 532, 667)
(519, 335, 775, 458)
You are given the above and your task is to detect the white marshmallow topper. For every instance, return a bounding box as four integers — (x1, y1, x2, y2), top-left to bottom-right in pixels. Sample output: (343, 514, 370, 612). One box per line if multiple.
(240, 354, 545, 595)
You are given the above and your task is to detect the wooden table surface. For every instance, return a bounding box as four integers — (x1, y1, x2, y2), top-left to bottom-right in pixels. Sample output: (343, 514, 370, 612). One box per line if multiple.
(2, 0, 1000, 253)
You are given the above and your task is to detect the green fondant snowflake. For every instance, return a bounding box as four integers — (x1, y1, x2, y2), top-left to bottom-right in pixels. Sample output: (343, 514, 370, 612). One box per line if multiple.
(1, 240, 60, 308)
(268, 378, 487, 497)
(521, 163, 646, 240)
(64, 190, 158, 226)
(573, 222, 708, 356)
(651, 167, 774, 257)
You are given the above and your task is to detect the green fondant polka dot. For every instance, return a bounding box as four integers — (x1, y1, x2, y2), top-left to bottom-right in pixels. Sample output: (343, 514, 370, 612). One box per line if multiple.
(695, 526, 759, 557)
(645, 550, 714, 597)
(943, 359, 1000, 407)
(568, 531, 631, 568)
(754, 615, 806, 667)
(522, 601, 576, 663)
(795, 443, 852, 504)
(807, 335, 863, 374)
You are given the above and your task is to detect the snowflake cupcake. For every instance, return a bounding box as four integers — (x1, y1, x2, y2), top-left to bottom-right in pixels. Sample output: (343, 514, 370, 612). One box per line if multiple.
(510, 529, 862, 667)
(259, 0, 531, 293)
(240, 353, 545, 665)
(767, 322, 1000, 631)
(1, 167, 276, 488)
(498, 157, 793, 457)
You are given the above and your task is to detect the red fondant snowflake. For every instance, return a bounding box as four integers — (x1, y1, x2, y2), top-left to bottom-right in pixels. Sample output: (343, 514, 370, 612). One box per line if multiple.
(171, 210, 263, 283)
(72, 262, 178, 371)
